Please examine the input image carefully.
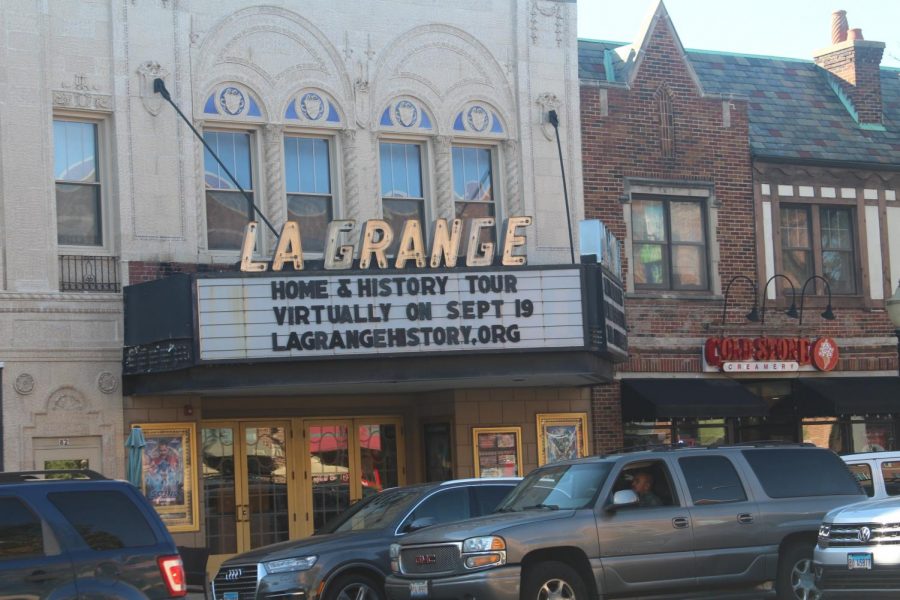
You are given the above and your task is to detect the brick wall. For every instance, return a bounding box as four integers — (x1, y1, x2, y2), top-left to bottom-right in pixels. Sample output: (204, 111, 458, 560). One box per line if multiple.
(814, 42, 885, 125)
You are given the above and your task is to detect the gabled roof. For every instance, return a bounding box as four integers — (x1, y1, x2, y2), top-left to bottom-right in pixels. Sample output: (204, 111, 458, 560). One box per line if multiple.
(578, 39, 900, 166)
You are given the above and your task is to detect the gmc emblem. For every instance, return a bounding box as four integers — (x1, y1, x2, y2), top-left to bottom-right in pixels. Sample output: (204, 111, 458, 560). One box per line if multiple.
(415, 554, 437, 566)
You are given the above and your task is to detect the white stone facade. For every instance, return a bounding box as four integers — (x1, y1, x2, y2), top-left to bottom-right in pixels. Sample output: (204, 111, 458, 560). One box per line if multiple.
(0, 1, 583, 474)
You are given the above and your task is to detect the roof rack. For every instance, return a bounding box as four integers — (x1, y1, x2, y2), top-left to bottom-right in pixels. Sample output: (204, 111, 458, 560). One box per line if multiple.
(707, 441, 816, 449)
(0, 470, 109, 484)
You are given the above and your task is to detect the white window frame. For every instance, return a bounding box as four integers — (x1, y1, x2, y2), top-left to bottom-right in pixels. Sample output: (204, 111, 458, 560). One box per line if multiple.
(377, 135, 433, 249)
(52, 111, 115, 256)
(450, 141, 503, 256)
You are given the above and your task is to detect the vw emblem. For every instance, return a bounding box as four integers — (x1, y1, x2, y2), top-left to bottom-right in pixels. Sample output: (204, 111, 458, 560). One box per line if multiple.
(859, 527, 872, 543)
(225, 568, 243, 581)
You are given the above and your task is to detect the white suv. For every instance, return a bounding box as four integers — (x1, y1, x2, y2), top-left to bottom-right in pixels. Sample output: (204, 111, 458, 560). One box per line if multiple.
(814, 496, 900, 598)
(842, 451, 900, 499)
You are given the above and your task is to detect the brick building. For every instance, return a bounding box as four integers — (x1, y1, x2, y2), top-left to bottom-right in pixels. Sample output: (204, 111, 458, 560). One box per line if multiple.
(580, 4, 900, 452)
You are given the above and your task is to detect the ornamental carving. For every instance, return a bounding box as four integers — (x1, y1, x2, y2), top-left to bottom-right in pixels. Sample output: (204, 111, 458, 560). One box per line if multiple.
(52, 91, 112, 112)
(536, 93, 561, 141)
(97, 372, 119, 394)
(531, 0, 564, 47)
(137, 61, 169, 116)
(14, 373, 34, 395)
(47, 387, 87, 413)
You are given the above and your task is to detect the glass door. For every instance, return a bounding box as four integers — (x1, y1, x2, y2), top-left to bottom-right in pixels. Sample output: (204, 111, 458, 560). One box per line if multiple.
(306, 421, 352, 533)
(241, 423, 293, 550)
(202, 424, 240, 557)
(356, 419, 403, 499)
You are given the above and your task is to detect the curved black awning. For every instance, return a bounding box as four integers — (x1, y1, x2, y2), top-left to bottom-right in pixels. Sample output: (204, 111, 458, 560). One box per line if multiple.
(794, 377, 900, 417)
(622, 378, 769, 421)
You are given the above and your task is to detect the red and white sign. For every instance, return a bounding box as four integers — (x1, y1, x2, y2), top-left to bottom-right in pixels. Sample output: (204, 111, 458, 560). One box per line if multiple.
(704, 336, 839, 373)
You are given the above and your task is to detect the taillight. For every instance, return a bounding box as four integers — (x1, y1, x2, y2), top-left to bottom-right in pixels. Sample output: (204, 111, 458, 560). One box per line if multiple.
(158, 555, 187, 597)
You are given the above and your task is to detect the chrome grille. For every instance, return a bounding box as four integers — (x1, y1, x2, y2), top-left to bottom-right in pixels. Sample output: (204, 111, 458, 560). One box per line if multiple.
(825, 523, 900, 547)
(399, 544, 460, 575)
(212, 563, 258, 599)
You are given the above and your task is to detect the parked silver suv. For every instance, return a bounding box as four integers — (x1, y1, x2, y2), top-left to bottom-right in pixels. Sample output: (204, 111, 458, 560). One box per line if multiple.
(385, 444, 864, 600)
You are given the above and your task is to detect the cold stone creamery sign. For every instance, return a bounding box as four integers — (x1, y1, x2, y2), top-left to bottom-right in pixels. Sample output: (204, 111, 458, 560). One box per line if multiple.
(703, 336, 840, 373)
(197, 269, 585, 360)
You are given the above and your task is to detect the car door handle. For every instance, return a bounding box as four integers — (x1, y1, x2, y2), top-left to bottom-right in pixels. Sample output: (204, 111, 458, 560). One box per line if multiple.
(737, 513, 754, 524)
(672, 517, 690, 529)
(25, 570, 58, 584)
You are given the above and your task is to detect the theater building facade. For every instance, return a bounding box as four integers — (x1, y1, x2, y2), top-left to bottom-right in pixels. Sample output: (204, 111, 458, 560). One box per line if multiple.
(580, 5, 900, 453)
(0, 0, 623, 563)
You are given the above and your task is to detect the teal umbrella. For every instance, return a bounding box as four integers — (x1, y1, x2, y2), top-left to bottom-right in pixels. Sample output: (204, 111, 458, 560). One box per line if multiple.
(125, 426, 146, 488)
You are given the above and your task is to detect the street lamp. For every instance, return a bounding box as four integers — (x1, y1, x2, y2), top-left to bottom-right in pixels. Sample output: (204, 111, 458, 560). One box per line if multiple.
(760, 274, 799, 325)
(798, 275, 837, 326)
(887, 280, 900, 376)
(721, 275, 760, 325)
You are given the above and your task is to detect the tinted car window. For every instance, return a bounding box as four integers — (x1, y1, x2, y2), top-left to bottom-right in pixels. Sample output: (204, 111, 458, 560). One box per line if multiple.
(883, 462, 900, 497)
(742, 449, 861, 498)
(680, 456, 747, 504)
(0, 497, 44, 559)
(408, 488, 469, 524)
(847, 464, 875, 497)
(471, 485, 514, 516)
(329, 488, 421, 533)
(49, 491, 156, 550)
(499, 462, 612, 511)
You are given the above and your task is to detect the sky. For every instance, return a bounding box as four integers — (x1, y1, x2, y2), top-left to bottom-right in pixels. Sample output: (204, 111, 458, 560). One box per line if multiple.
(577, 0, 900, 69)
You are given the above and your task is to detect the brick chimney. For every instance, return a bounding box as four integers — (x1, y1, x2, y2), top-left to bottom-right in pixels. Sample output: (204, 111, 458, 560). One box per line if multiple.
(814, 12, 885, 126)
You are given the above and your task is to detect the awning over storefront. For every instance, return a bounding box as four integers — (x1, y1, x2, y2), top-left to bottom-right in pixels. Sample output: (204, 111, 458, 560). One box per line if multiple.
(794, 377, 900, 417)
(622, 378, 769, 421)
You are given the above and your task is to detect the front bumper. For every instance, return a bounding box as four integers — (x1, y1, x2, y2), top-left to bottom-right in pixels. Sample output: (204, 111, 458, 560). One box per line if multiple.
(385, 566, 522, 600)
(814, 544, 900, 598)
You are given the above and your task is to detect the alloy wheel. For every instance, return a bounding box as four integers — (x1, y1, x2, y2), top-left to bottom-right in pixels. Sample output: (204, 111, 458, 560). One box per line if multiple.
(537, 578, 577, 600)
(790, 557, 821, 600)
(336, 581, 378, 600)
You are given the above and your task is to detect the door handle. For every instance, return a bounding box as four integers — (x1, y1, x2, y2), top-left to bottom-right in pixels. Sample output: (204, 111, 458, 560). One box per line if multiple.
(737, 513, 754, 524)
(237, 504, 249, 522)
(672, 517, 690, 529)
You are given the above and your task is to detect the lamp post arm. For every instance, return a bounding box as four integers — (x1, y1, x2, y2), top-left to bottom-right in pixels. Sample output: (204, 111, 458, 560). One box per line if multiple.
(799, 275, 833, 325)
(761, 274, 798, 324)
(721, 274, 758, 326)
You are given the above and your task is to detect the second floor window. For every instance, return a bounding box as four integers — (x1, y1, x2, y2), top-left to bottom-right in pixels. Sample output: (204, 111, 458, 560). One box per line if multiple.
(380, 142, 424, 256)
(632, 198, 708, 291)
(204, 131, 253, 251)
(780, 205, 857, 294)
(285, 136, 332, 253)
(54, 120, 102, 246)
(453, 146, 496, 257)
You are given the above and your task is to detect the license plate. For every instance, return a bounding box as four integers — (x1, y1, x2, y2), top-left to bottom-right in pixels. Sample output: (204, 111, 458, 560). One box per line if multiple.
(847, 553, 872, 570)
(409, 580, 428, 598)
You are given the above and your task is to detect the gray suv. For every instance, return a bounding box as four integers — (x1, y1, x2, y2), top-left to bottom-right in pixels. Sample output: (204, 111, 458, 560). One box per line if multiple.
(385, 444, 864, 600)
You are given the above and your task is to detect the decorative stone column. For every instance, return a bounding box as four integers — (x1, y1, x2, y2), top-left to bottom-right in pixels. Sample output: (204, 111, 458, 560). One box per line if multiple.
(340, 128, 361, 222)
(433, 135, 454, 220)
(263, 124, 286, 241)
(503, 139, 523, 217)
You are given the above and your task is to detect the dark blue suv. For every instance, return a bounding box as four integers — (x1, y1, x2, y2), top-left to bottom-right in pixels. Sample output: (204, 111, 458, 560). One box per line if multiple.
(0, 470, 187, 599)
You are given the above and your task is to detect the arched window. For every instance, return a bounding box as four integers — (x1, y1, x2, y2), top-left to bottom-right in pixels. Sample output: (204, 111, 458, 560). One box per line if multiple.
(656, 87, 675, 158)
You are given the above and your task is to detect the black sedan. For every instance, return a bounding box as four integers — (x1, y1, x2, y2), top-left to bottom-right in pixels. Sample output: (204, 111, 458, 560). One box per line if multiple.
(211, 477, 519, 600)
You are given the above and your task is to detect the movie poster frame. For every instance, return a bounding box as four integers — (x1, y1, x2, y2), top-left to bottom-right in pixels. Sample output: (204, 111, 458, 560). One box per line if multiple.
(472, 426, 523, 478)
(536, 412, 589, 466)
(136, 422, 200, 532)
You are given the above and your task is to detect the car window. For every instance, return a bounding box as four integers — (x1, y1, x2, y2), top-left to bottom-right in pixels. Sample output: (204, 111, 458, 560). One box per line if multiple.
(471, 485, 514, 516)
(49, 490, 157, 550)
(407, 488, 469, 524)
(611, 460, 678, 507)
(0, 497, 44, 560)
(329, 488, 421, 533)
(883, 462, 900, 497)
(742, 449, 862, 498)
(679, 456, 747, 504)
(499, 463, 612, 512)
(847, 463, 875, 497)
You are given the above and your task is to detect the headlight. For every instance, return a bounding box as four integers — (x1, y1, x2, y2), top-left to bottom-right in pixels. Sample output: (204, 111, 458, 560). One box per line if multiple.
(389, 543, 401, 558)
(463, 536, 505, 553)
(264, 556, 317, 574)
(389, 544, 401, 574)
(462, 537, 506, 570)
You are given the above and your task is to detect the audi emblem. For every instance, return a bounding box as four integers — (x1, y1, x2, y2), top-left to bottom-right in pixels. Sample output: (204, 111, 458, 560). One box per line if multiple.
(415, 554, 437, 566)
(859, 526, 872, 543)
(225, 568, 243, 581)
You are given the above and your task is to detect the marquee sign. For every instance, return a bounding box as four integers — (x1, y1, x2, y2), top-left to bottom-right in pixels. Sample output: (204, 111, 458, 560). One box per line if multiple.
(197, 268, 587, 361)
(703, 336, 840, 373)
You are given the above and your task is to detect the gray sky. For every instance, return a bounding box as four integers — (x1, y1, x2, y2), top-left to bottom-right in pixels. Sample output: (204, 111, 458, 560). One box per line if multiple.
(577, 0, 900, 68)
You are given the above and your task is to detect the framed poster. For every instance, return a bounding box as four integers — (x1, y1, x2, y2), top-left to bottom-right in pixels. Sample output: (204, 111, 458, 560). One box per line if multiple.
(424, 422, 453, 482)
(472, 427, 522, 478)
(537, 413, 589, 466)
(137, 423, 199, 532)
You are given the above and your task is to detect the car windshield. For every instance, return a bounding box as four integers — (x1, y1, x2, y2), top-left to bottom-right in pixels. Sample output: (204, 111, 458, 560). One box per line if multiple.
(496, 462, 612, 512)
(319, 488, 422, 534)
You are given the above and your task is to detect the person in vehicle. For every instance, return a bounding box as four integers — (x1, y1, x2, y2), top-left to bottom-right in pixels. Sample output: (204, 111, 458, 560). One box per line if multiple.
(631, 471, 663, 507)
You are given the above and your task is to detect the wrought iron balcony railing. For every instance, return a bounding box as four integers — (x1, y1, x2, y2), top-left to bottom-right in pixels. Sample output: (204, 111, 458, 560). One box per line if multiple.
(59, 255, 120, 293)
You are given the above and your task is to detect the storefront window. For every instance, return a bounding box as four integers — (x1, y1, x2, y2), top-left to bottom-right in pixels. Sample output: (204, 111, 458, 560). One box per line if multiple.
(802, 417, 844, 453)
(849, 418, 895, 452)
(624, 421, 672, 449)
(676, 419, 727, 447)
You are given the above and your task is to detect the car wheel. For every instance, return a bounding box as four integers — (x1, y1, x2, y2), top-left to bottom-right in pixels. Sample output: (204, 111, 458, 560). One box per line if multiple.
(324, 573, 385, 600)
(523, 561, 587, 600)
(777, 542, 821, 600)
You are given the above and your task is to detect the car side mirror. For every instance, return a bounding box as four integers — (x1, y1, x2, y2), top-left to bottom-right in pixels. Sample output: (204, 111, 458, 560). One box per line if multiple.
(405, 517, 437, 532)
(606, 489, 639, 512)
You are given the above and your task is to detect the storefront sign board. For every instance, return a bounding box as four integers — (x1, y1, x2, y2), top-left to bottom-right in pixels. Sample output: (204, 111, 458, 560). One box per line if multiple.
(703, 336, 839, 373)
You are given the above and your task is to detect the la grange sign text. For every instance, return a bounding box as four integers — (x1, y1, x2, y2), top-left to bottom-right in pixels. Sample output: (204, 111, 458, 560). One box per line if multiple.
(240, 216, 533, 272)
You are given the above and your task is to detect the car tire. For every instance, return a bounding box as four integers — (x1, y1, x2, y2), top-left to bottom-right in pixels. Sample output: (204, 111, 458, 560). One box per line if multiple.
(777, 542, 820, 600)
(323, 572, 385, 600)
(522, 561, 587, 600)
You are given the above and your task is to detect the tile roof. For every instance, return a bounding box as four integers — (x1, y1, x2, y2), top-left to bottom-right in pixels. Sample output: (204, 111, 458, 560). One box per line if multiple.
(578, 39, 900, 166)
